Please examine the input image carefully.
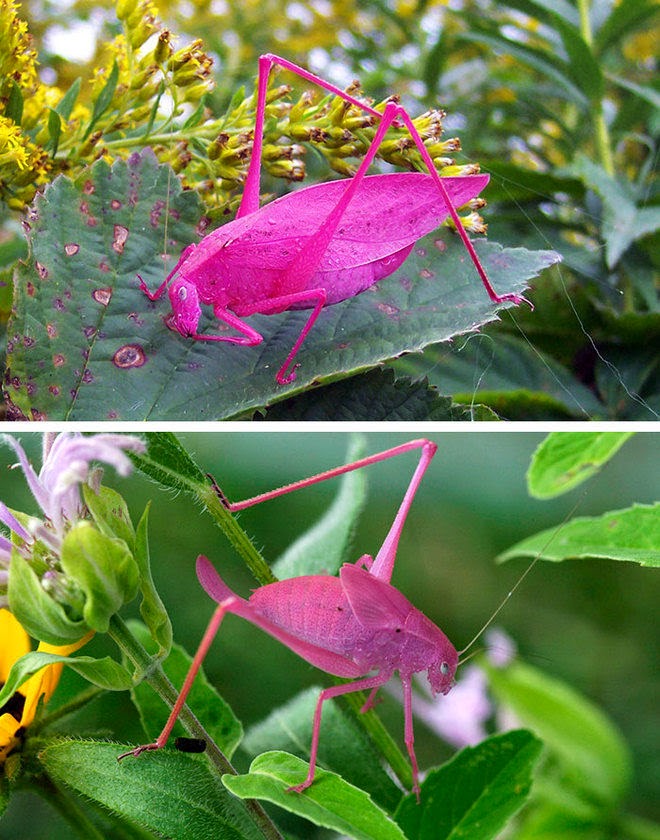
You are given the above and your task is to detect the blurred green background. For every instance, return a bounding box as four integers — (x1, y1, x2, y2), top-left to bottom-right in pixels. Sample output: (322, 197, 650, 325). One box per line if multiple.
(0, 431, 658, 837)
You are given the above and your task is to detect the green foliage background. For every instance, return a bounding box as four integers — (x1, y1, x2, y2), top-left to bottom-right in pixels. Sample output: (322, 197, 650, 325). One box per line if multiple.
(0, 0, 657, 419)
(0, 432, 658, 838)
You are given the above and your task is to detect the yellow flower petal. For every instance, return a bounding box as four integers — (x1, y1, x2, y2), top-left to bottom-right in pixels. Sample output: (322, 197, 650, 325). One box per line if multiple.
(0, 609, 30, 681)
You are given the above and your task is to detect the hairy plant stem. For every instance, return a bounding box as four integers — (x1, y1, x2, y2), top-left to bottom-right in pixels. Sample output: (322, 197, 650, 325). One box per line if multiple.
(108, 614, 284, 840)
(577, 0, 614, 176)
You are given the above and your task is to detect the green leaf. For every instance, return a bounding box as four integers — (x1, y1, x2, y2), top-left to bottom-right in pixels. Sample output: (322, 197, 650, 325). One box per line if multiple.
(5, 81, 23, 125)
(61, 522, 139, 633)
(273, 436, 367, 578)
(84, 60, 119, 139)
(46, 108, 62, 156)
(263, 368, 496, 420)
(55, 77, 82, 121)
(39, 740, 264, 840)
(570, 155, 660, 268)
(0, 651, 131, 709)
(595, 0, 660, 55)
(393, 334, 604, 420)
(527, 432, 634, 498)
(395, 730, 543, 840)
(8, 554, 89, 645)
(222, 751, 407, 840)
(130, 430, 207, 492)
(498, 502, 660, 567)
(127, 620, 242, 759)
(5, 151, 560, 420)
(484, 661, 633, 807)
(243, 686, 402, 811)
(134, 504, 172, 658)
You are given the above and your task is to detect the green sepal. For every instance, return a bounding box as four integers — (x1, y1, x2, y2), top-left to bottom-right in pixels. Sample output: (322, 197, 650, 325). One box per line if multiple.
(61, 521, 139, 633)
(82, 483, 136, 549)
(134, 504, 172, 659)
(8, 553, 89, 645)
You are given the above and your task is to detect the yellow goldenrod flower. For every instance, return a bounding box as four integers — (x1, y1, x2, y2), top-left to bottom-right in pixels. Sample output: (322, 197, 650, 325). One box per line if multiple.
(0, 609, 91, 765)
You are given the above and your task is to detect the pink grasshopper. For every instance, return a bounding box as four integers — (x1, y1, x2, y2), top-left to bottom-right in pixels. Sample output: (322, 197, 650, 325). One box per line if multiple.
(140, 54, 528, 385)
(120, 439, 502, 799)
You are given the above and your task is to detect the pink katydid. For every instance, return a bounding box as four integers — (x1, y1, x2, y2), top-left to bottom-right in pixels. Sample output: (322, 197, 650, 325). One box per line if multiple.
(118, 438, 533, 799)
(140, 54, 529, 385)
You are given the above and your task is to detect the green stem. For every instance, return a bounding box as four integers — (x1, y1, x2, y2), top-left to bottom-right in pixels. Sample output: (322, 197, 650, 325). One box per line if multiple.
(199, 483, 277, 585)
(108, 614, 283, 840)
(576, 0, 615, 175)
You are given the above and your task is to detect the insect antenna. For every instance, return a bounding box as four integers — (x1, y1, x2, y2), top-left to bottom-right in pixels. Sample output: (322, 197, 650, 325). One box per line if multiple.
(458, 491, 588, 662)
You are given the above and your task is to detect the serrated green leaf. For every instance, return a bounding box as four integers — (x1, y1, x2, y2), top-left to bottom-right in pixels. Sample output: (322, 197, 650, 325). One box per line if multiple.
(61, 522, 139, 633)
(527, 432, 634, 498)
(273, 436, 367, 578)
(222, 751, 407, 840)
(264, 367, 489, 420)
(484, 662, 633, 807)
(127, 619, 242, 759)
(394, 334, 604, 420)
(395, 730, 543, 840)
(243, 686, 402, 811)
(5, 151, 560, 420)
(0, 650, 131, 710)
(39, 740, 263, 840)
(498, 503, 660, 567)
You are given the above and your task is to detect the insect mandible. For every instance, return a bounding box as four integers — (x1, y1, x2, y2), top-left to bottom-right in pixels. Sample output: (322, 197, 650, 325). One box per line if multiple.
(140, 55, 529, 385)
(119, 439, 534, 799)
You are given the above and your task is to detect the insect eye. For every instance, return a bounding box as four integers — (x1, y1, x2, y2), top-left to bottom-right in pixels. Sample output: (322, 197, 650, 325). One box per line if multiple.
(440, 662, 449, 675)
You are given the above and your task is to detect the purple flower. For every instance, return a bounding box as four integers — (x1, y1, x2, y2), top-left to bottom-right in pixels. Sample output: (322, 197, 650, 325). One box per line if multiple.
(0, 432, 145, 607)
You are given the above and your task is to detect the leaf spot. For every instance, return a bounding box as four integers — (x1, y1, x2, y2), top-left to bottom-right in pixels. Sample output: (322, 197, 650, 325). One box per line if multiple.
(64, 243, 80, 256)
(113, 344, 146, 368)
(46, 323, 57, 338)
(419, 268, 434, 279)
(110, 199, 122, 210)
(35, 261, 49, 279)
(93, 287, 113, 306)
(112, 224, 129, 254)
(53, 354, 65, 367)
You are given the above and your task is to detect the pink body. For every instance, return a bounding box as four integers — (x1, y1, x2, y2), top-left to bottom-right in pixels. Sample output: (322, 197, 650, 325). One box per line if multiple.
(168, 172, 489, 311)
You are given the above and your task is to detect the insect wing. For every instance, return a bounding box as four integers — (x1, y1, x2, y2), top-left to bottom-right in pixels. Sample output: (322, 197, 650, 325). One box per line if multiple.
(340, 563, 413, 630)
